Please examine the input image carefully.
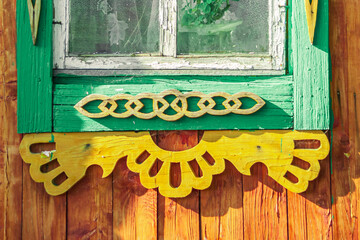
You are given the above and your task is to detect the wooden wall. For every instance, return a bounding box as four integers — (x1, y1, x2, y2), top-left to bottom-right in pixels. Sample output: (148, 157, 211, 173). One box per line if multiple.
(0, 0, 359, 239)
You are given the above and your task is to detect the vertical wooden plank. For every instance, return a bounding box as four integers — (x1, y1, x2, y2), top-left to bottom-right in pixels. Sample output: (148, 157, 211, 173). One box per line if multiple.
(22, 142, 66, 239)
(0, 73, 23, 240)
(292, 0, 330, 129)
(157, 131, 200, 240)
(0, 0, 22, 238)
(330, 0, 360, 238)
(16, 0, 52, 133)
(242, 164, 288, 239)
(304, 155, 333, 239)
(67, 166, 113, 240)
(0, 83, 4, 239)
(287, 140, 333, 240)
(113, 158, 157, 240)
(287, 191, 307, 239)
(200, 161, 244, 240)
(22, 164, 67, 240)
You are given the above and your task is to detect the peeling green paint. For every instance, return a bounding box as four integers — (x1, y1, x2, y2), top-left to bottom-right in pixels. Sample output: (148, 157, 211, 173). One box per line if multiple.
(17, 0, 53, 133)
(17, 0, 330, 133)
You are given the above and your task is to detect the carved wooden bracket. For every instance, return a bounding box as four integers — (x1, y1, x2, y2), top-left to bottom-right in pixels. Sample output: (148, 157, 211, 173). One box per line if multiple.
(20, 131, 330, 198)
(27, 0, 41, 45)
(304, 0, 318, 44)
(74, 90, 266, 121)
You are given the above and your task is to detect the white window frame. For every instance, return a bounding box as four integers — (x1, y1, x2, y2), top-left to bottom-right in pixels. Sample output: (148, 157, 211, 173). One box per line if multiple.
(53, 0, 287, 76)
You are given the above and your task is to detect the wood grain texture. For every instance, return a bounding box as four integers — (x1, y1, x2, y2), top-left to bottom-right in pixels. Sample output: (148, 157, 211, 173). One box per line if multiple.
(0, 0, 22, 237)
(3, 0, 360, 239)
(200, 161, 244, 240)
(330, 0, 360, 238)
(22, 163, 66, 240)
(242, 164, 288, 239)
(17, 0, 52, 133)
(74, 91, 266, 120)
(53, 76, 294, 132)
(20, 131, 329, 197)
(67, 166, 113, 240)
(287, 137, 332, 240)
(157, 131, 200, 240)
(113, 158, 157, 240)
(292, 0, 330, 130)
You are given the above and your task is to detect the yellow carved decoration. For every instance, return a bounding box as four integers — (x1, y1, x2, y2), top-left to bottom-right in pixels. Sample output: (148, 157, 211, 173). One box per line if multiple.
(20, 131, 330, 198)
(304, 0, 318, 44)
(27, 0, 41, 45)
(74, 90, 266, 121)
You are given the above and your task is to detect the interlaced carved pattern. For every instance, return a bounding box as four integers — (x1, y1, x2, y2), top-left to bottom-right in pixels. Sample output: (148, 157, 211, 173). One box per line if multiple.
(74, 90, 266, 121)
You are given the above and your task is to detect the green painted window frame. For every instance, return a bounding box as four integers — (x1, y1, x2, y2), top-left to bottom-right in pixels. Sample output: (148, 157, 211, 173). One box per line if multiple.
(17, 0, 330, 133)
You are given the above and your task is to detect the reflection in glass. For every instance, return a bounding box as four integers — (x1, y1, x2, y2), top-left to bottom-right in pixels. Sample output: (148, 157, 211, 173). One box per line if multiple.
(177, 0, 269, 55)
(69, 0, 159, 55)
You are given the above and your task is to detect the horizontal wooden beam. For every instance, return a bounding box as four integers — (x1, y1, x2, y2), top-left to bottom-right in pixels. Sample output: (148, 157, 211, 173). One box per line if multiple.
(53, 75, 294, 131)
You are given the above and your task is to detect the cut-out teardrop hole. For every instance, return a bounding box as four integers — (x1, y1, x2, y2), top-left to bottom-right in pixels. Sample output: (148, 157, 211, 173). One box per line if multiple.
(136, 150, 150, 164)
(154, 131, 202, 151)
(188, 159, 203, 177)
(291, 157, 311, 170)
(284, 171, 299, 183)
(40, 159, 60, 173)
(170, 163, 181, 188)
(202, 152, 215, 166)
(149, 158, 163, 177)
(294, 140, 321, 149)
(52, 172, 68, 186)
(30, 143, 56, 153)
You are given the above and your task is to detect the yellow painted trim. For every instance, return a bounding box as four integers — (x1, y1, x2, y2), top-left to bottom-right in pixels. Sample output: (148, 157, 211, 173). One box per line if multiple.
(20, 131, 330, 198)
(304, 0, 318, 44)
(27, 0, 41, 45)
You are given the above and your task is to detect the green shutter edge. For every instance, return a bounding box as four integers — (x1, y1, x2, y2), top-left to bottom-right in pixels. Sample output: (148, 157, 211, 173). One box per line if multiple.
(290, 0, 330, 130)
(16, 0, 330, 133)
(17, 0, 53, 133)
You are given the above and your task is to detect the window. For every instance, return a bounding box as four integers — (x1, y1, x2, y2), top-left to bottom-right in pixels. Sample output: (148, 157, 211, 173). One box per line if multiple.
(53, 0, 286, 75)
(17, 0, 330, 133)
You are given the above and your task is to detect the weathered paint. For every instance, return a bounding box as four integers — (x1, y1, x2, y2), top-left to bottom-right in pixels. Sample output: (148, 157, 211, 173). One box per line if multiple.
(53, 0, 286, 73)
(17, 0, 52, 133)
(291, 0, 330, 129)
(20, 130, 330, 197)
(304, 0, 318, 44)
(17, 0, 330, 133)
(74, 91, 266, 120)
(53, 75, 294, 132)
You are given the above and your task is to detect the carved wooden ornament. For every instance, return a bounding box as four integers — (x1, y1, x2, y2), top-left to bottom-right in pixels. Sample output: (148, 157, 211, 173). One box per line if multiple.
(74, 90, 266, 121)
(27, 0, 41, 45)
(304, 0, 318, 44)
(20, 131, 330, 198)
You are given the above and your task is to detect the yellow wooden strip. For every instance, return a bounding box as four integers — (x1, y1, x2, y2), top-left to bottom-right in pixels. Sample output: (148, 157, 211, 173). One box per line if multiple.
(304, 0, 318, 44)
(19, 130, 330, 197)
(27, 0, 41, 45)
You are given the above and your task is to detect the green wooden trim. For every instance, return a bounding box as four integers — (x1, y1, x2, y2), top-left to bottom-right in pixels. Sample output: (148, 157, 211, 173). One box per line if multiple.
(16, 0, 331, 133)
(291, 0, 330, 130)
(17, 0, 53, 133)
(53, 75, 294, 132)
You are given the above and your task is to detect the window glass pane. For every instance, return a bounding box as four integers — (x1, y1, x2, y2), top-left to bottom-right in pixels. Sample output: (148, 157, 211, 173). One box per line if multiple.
(69, 0, 159, 55)
(177, 0, 269, 55)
